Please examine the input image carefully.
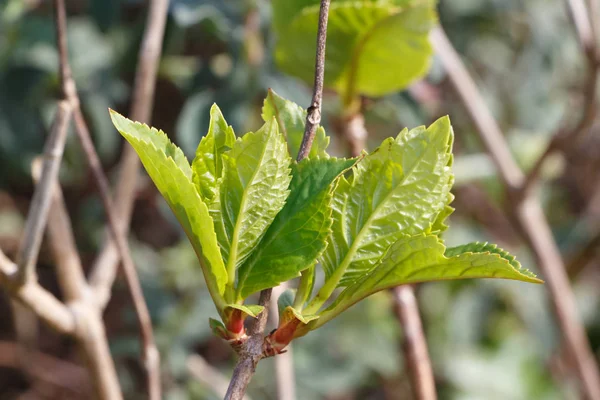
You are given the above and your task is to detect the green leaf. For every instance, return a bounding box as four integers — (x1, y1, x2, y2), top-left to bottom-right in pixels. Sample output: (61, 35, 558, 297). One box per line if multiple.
(273, 0, 436, 100)
(261, 89, 329, 158)
(224, 304, 265, 319)
(307, 117, 454, 313)
(308, 234, 542, 331)
(109, 110, 227, 312)
(236, 157, 356, 299)
(191, 104, 236, 202)
(211, 118, 292, 293)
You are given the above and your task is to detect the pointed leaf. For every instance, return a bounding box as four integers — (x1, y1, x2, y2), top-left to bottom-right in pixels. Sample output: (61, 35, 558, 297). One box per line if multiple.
(212, 118, 292, 283)
(262, 89, 329, 158)
(110, 110, 227, 311)
(277, 289, 296, 316)
(321, 117, 454, 292)
(236, 157, 356, 299)
(191, 104, 236, 201)
(309, 235, 542, 331)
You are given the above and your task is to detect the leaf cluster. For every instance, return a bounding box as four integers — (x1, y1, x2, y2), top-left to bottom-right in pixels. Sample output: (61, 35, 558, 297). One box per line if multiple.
(110, 90, 540, 349)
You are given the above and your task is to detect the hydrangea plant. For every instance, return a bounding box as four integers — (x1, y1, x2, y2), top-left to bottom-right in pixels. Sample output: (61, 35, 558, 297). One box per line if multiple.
(109, 90, 540, 354)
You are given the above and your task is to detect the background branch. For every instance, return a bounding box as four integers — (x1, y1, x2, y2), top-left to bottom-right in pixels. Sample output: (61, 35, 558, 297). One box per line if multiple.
(431, 25, 600, 399)
(52, 0, 162, 397)
(90, 0, 169, 310)
(14, 101, 72, 283)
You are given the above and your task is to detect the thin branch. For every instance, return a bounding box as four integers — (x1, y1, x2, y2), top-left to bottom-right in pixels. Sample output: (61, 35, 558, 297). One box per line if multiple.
(53, 0, 161, 397)
(187, 355, 252, 400)
(520, 0, 599, 194)
(567, 0, 597, 56)
(90, 0, 169, 309)
(0, 250, 75, 335)
(225, 2, 331, 398)
(14, 101, 72, 283)
(393, 286, 437, 400)
(297, 0, 332, 162)
(32, 159, 124, 400)
(225, 290, 272, 400)
(431, 25, 600, 400)
(31, 158, 87, 303)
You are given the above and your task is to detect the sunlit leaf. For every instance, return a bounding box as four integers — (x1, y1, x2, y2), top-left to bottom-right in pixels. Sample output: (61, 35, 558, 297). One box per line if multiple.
(110, 110, 227, 311)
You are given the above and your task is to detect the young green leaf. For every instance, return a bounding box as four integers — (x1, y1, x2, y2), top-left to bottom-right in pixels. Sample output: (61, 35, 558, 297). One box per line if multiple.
(304, 234, 542, 332)
(236, 157, 356, 299)
(210, 118, 292, 295)
(191, 104, 236, 202)
(262, 89, 329, 158)
(306, 117, 453, 313)
(272, 0, 436, 101)
(109, 110, 228, 312)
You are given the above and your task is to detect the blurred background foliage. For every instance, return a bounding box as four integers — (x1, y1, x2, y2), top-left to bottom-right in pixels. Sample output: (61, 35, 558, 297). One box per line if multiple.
(0, 0, 599, 399)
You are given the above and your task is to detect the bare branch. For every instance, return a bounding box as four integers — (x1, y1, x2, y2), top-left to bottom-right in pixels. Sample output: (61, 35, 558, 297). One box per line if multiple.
(14, 101, 72, 283)
(90, 0, 169, 307)
(0, 250, 75, 335)
(520, 0, 599, 194)
(31, 158, 87, 302)
(567, 0, 596, 55)
(187, 355, 252, 400)
(52, 0, 161, 397)
(431, 25, 600, 399)
(393, 286, 436, 400)
(297, 0, 332, 161)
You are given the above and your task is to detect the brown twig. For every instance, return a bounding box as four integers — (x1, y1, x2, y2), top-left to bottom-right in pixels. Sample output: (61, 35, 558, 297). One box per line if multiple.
(90, 0, 169, 310)
(32, 160, 123, 400)
(53, 0, 161, 397)
(225, 2, 331, 398)
(393, 286, 437, 400)
(14, 101, 72, 283)
(431, 25, 600, 400)
(0, 249, 75, 335)
(297, 0, 332, 162)
(225, 290, 272, 400)
(519, 0, 599, 195)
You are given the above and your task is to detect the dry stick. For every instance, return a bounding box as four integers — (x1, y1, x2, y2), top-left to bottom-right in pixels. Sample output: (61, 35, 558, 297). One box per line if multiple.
(297, 0, 331, 162)
(14, 101, 72, 283)
(0, 249, 75, 335)
(431, 26, 600, 400)
(225, 2, 331, 399)
(393, 287, 436, 400)
(90, 0, 169, 309)
(340, 111, 436, 400)
(520, 0, 599, 195)
(32, 160, 124, 400)
(52, 0, 161, 397)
